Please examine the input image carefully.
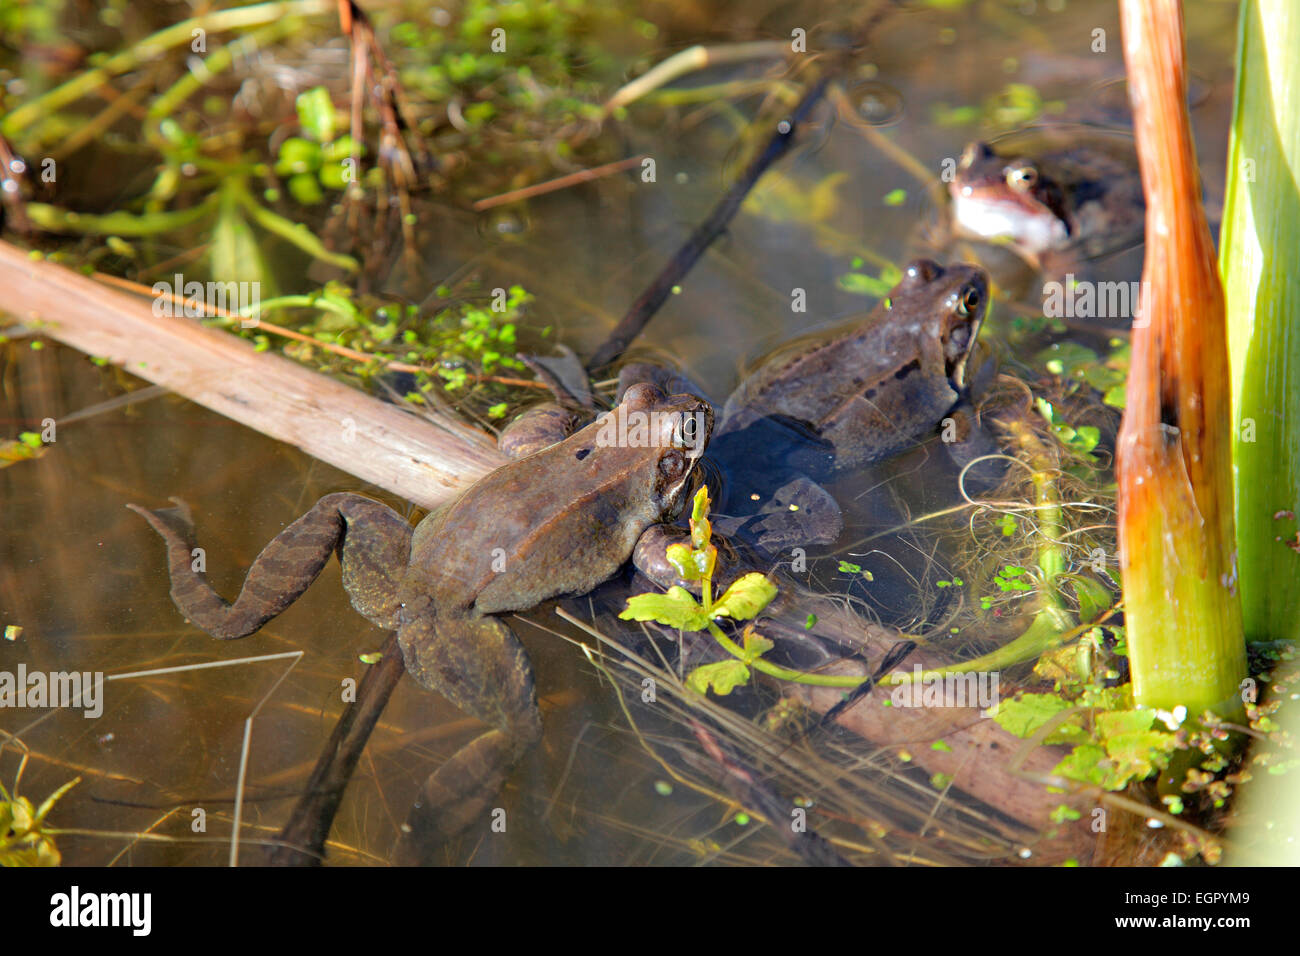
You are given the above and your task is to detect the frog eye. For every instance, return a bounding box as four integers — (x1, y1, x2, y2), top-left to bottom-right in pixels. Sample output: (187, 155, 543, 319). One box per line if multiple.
(659, 450, 687, 481)
(955, 283, 983, 317)
(1006, 164, 1038, 191)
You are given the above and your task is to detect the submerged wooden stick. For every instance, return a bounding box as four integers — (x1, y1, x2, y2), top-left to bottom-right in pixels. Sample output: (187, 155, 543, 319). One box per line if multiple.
(265, 632, 406, 866)
(0, 241, 507, 509)
(767, 594, 1094, 864)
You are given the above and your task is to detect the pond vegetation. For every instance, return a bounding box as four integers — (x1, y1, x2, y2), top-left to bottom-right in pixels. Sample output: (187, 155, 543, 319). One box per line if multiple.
(0, 0, 1294, 867)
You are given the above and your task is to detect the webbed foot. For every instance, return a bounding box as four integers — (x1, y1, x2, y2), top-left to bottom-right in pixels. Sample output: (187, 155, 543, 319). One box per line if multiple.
(396, 612, 543, 860)
(941, 400, 1007, 494)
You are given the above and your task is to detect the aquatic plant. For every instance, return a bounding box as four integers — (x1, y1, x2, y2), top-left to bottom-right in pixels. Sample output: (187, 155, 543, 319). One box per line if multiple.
(1115, 0, 1246, 718)
(1220, 0, 1300, 645)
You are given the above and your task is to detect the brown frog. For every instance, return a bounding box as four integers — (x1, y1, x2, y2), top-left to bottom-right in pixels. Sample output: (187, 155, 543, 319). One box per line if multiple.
(719, 259, 989, 468)
(704, 259, 991, 550)
(948, 137, 1144, 269)
(129, 382, 711, 854)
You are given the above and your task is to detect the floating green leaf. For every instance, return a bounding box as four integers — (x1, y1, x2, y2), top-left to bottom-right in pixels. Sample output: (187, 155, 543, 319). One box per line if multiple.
(990, 692, 1087, 743)
(712, 573, 777, 622)
(1065, 574, 1113, 622)
(275, 136, 323, 176)
(295, 86, 336, 143)
(1052, 743, 1112, 788)
(686, 659, 751, 696)
(620, 586, 709, 630)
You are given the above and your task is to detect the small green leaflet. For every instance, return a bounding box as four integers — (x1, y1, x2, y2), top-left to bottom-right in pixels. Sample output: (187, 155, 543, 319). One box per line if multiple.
(620, 586, 709, 630)
(711, 573, 777, 621)
(295, 86, 336, 142)
(686, 659, 751, 696)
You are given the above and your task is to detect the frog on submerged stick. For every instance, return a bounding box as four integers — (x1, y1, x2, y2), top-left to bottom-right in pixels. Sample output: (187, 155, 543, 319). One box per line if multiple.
(129, 382, 712, 856)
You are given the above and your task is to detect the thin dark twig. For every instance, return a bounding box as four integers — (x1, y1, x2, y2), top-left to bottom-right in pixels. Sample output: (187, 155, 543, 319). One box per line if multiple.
(811, 638, 917, 733)
(585, 70, 832, 372)
(583, 1, 901, 372)
(265, 632, 406, 866)
(689, 718, 853, 866)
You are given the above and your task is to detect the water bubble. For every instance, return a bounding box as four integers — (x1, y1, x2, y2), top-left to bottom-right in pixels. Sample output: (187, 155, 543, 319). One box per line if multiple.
(477, 206, 530, 242)
(842, 81, 904, 128)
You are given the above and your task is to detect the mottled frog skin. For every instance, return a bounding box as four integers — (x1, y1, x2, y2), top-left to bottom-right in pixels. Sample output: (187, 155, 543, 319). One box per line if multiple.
(130, 382, 711, 853)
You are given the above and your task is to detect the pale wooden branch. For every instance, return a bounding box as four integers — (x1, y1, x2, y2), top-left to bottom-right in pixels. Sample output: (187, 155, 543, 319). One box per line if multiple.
(0, 240, 507, 508)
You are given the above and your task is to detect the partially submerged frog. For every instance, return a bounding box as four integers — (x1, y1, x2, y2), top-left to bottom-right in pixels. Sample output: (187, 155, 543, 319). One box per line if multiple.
(719, 259, 989, 468)
(704, 258, 992, 550)
(129, 382, 711, 853)
(948, 137, 1144, 269)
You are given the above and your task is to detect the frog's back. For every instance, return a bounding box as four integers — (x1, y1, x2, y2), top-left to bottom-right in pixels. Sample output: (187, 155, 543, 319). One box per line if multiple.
(721, 313, 939, 436)
(405, 433, 664, 616)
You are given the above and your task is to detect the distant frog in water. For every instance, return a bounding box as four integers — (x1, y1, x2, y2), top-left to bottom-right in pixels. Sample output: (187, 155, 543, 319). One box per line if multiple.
(948, 138, 1144, 270)
(130, 382, 711, 856)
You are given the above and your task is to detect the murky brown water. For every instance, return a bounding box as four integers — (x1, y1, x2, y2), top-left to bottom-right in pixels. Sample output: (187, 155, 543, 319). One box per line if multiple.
(1, 0, 1240, 865)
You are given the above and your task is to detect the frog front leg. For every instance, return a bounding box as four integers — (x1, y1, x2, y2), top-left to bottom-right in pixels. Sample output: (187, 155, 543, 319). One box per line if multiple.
(499, 358, 706, 461)
(938, 399, 1007, 494)
(395, 609, 542, 851)
(497, 403, 580, 460)
(127, 492, 412, 639)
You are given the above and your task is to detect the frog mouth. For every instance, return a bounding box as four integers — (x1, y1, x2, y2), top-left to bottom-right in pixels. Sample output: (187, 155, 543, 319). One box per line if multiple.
(944, 298, 988, 393)
(951, 191, 1071, 251)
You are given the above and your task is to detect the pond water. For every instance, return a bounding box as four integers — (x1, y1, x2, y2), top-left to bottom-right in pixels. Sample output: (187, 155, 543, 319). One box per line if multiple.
(1, 0, 1241, 865)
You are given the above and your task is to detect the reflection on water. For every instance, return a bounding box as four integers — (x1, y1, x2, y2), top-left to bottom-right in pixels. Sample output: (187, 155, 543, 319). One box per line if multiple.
(1, 0, 1237, 865)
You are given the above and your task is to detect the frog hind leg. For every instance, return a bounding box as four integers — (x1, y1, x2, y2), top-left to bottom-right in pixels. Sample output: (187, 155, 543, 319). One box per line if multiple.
(743, 474, 844, 552)
(396, 612, 543, 853)
(127, 492, 412, 639)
